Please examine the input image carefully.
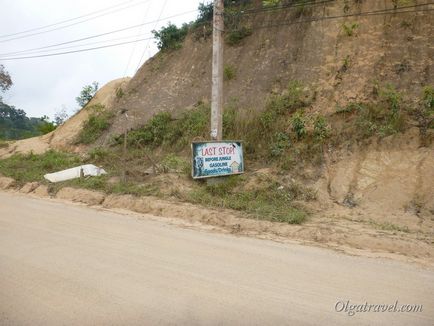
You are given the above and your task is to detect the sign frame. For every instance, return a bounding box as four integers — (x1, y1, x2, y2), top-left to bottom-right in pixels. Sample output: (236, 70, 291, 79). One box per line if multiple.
(191, 140, 244, 179)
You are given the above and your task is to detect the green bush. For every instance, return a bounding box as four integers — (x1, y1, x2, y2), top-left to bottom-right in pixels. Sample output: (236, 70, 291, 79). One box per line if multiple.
(76, 104, 113, 144)
(152, 23, 189, 50)
(128, 112, 172, 147)
(260, 81, 309, 130)
(224, 65, 237, 81)
(291, 111, 307, 140)
(226, 26, 252, 45)
(313, 115, 330, 142)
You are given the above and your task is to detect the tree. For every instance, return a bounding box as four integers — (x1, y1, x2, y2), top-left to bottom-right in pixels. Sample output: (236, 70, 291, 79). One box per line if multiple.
(0, 64, 13, 94)
(38, 116, 56, 134)
(54, 106, 69, 125)
(75, 81, 98, 108)
(152, 23, 189, 50)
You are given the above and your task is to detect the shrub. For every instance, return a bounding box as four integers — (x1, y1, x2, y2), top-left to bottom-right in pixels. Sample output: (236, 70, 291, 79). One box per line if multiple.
(291, 111, 307, 140)
(270, 132, 290, 157)
(226, 26, 252, 45)
(76, 104, 113, 144)
(128, 112, 172, 147)
(313, 115, 330, 141)
(224, 65, 236, 81)
(260, 81, 309, 130)
(152, 23, 189, 50)
(342, 22, 359, 36)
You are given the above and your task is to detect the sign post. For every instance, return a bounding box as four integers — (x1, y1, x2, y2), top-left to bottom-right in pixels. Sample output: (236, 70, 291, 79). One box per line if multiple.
(192, 141, 244, 179)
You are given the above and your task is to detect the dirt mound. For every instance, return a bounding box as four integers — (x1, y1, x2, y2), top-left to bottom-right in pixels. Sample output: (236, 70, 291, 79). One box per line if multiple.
(0, 77, 130, 158)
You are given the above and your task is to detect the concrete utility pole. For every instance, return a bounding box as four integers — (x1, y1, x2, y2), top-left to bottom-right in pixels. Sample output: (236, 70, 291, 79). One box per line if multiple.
(211, 0, 224, 141)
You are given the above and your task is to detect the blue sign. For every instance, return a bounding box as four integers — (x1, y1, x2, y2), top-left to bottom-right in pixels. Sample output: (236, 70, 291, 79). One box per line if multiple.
(192, 141, 244, 179)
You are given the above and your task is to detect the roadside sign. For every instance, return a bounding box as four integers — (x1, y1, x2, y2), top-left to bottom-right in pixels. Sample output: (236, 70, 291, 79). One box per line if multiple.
(192, 141, 244, 179)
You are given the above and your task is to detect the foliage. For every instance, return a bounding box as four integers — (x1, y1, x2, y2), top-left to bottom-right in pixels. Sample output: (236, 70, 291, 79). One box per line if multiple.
(54, 107, 69, 125)
(0, 101, 55, 140)
(270, 132, 291, 157)
(196, 2, 214, 23)
(260, 80, 310, 130)
(185, 177, 308, 224)
(76, 82, 98, 108)
(342, 22, 359, 36)
(127, 103, 210, 148)
(226, 26, 252, 45)
(152, 23, 189, 50)
(411, 85, 434, 138)
(128, 112, 172, 147)
(76, 104, 113, 144)
(0, 150, 81, 184)
(263, 0, 281, 7)
(37, 116, 56, 134)
(0, 64, 13, 93)
(349, 84, 406, 138)
(224, 65, 237, 81)
(313, 115, 330, 141)
(291, 111, 307, 140)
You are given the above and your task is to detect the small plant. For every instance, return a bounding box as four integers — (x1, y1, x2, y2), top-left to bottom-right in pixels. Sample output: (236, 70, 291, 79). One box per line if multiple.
(76, 104, 114, 144)
(115, 87, 125, 100)
(270, 132, 290, 157)
(226, 26, 252, 45)
(342, 22, 359, 36)
(224, 65, 236, 81)
(313, 115, 330, 142)
(291, 111, 307, 140)
(412, 85, 434, 139)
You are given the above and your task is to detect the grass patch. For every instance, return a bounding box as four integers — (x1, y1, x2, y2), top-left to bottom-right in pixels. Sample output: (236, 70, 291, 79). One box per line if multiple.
(0, 150, 81, 185)
(76, 104, 114, 144)
(181, 176, 309, 224)
(368, 220, 410, 233)
(224, 65, 237, 81)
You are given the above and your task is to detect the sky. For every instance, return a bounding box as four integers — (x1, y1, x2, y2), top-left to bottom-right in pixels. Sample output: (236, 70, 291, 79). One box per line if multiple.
(0, 0, 204, 119)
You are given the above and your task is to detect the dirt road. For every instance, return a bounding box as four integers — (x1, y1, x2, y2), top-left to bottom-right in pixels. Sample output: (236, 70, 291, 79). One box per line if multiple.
(0, 192, 433, 325)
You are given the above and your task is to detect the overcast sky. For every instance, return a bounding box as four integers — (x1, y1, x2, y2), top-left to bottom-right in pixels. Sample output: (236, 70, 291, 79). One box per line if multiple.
(0, 0, 204, 119)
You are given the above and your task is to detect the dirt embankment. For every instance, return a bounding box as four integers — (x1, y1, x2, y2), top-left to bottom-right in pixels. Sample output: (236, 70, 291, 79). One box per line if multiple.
(0, 78, 130, 159)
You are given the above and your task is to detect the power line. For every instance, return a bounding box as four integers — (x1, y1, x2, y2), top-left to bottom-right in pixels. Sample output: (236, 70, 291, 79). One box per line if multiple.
(123, 0, 154, 76)
(1, 5, 432, 61)
(0, 0, 137, 39)
(135, 0, 169, 72)
(0, 0, 152, 44)
(0, 33, 153, 58)
(0, 9, 197, 57)
(246, 5, 434, 31)
(0, 37, 154, 61)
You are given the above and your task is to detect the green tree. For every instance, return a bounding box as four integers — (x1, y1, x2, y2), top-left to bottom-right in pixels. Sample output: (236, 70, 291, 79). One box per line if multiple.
(76, 81, 99, 108)
(152, 23, 189, 50)
(0, 64, 13, 93)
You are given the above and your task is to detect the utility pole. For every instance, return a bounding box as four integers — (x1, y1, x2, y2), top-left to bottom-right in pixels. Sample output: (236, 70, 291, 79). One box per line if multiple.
(211, 0, 224, 141)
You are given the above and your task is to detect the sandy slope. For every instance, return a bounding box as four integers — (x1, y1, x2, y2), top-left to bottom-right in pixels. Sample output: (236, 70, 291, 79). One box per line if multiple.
(0, 77, 130, 158)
